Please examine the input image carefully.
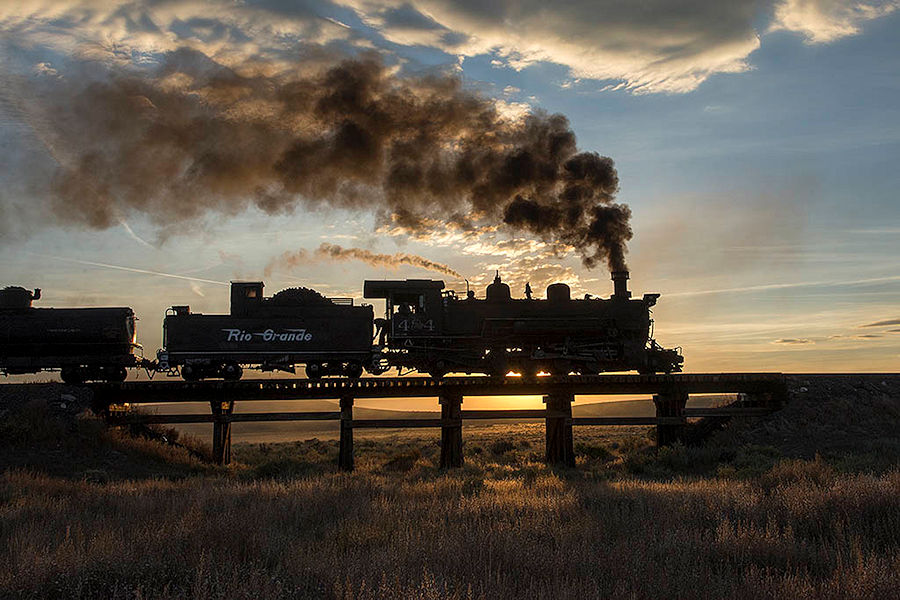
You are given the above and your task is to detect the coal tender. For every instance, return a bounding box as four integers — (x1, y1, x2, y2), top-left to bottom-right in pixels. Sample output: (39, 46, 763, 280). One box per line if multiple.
(0, 286, 142, 383)
(365, 270, 683, 378)
(157, 282, 374, 380)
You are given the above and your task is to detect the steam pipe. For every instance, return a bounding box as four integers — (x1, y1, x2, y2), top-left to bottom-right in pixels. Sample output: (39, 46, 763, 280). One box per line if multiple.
(611, 270, 630, 299)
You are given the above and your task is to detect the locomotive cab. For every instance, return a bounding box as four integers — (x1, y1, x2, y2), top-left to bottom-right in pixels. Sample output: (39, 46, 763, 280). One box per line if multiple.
(364, 280, 445, 339)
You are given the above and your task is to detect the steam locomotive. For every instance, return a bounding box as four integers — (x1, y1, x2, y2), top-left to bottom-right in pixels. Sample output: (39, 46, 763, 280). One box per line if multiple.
(365, 271, 682, 378)
(0, 271, 682, 382)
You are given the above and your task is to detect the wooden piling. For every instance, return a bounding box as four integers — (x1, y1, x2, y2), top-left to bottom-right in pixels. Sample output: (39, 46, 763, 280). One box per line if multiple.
(544, 393, 575, 467)
(439, 392, 463, 469)
(210, 396, 235, 465)
(339, 395, 354, 472)
(652, 390, 688, 447)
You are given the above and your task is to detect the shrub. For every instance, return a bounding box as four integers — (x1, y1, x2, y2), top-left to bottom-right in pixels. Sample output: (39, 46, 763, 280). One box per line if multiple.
(574, 442, 614, 461)
(489, 440, 516, 455)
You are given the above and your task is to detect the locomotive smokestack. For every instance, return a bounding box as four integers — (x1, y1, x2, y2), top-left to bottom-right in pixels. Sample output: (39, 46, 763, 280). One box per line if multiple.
(611, 270, 630, 299)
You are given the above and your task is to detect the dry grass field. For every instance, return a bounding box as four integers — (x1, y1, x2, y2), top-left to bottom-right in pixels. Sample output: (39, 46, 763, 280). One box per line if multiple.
(2, 377, 900, 599)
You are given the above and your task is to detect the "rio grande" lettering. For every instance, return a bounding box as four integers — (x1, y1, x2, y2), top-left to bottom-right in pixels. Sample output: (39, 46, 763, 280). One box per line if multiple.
(223, 328, 313, 342)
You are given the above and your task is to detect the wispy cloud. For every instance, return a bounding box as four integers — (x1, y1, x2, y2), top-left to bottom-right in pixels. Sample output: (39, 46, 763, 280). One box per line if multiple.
(848, 227, 900, 234)
(119, 220, 156, 249)
(773, 338, 813, 344)
(668, 274, 900, 298)
(28, 253, 229, 286)
(861, 318, 900, 328)
(771, 0, 899, 44)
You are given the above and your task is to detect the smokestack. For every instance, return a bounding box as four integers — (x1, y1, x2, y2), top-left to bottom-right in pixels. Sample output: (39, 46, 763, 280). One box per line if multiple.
(611, 270, 630, 299)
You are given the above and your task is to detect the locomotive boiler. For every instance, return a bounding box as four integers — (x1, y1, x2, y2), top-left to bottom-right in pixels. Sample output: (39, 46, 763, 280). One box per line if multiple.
(157, 282, 374, 380)
(0, 286, 142, 383)
(365, 271, 682, 378)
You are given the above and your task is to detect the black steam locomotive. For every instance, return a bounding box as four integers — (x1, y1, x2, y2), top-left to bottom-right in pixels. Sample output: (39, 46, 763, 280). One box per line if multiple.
(0, 286, 143, 383)
(365, 271, 682, 378)
(156, 270, 681, 380)
(0, 271, 682, 382)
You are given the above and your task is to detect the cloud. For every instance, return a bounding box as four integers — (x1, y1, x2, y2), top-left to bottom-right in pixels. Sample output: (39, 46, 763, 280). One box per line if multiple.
(771, 0, 899, 43)
(773, 338, 814, 344)
(468, 255, 585, 298)
(5, 1, 896, 103)
(0, 1, 359, 76)
(667, 274, 900, 298)
(888, 328, 900, 333)
(856, 333, 883, 338)
(861, 318, 900, 327)
(461, 238, 551, 258)
(341, 0, 763, 93)
(341, 1, 898, 93)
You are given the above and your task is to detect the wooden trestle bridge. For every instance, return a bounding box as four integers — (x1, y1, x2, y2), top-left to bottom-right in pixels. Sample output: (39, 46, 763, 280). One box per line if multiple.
(88, 373, 790, 469)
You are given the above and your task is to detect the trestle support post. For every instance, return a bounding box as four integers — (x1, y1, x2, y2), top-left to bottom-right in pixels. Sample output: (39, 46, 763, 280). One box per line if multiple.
(439, 393, 463, 469)
(210, 395, 235, 465)
(339, 395, 354, 472)
(544, 393, 575, 467)
(653, 390, 688, 447)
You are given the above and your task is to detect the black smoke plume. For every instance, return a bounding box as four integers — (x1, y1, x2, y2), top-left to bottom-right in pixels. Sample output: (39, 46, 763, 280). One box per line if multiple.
(14, 50, 631, 270)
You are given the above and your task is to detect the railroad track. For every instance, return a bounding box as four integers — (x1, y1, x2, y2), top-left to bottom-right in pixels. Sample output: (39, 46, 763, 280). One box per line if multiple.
(87, 372, 790, 402)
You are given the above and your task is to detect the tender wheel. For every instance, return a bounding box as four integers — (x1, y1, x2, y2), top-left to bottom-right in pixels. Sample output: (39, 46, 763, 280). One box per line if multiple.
(222, 362, 243, 381)
(345, 362, 363, 379)
(487, 351, 508, 378)
(305, 362, 323, 380)
(60, 366, 84, 385)
(181, 364, 201, 382)
(547, 361, 572, 377)
(105, 366, 128, 383)
(428, 360, 447, 380)
(519, 363, 539, 380)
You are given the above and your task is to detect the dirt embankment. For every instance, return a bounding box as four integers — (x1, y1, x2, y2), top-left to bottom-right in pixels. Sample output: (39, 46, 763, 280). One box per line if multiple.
(0, 383, 210, 481)
(718, 375, 900, 459)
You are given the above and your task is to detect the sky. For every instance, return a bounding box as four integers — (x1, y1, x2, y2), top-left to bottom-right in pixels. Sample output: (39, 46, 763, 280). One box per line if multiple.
(1, 0, 899, 374)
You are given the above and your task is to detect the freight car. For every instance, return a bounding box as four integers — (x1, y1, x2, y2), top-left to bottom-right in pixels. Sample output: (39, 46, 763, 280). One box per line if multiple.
(156, 282, 376, 380)
(365, 271, 683, 378)
(0, 286, 143, 383)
